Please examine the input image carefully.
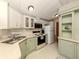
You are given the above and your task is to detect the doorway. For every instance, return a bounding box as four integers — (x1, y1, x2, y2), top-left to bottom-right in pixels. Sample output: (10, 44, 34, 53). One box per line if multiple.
(55, 22, 59, 42)
(53, 17, 59, 43)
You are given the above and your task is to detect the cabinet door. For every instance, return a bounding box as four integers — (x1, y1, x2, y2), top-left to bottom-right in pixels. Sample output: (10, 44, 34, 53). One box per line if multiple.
(15, 14, 23, 28)
(24, 16, 35, 28)
(30, 18, 34, 28)
(24, 17, 29, 28)
(19, 40, 27, 59)
(77, 44, 79, 59)
(0, 1, 8, 29)
(9, 6, 23, 28)
(59, 39, 75, 59)
(27, 37, 37, 54)
(74, 10, 79, 40)
(30, 38, 37, 51)
(9, 6, 17, 28)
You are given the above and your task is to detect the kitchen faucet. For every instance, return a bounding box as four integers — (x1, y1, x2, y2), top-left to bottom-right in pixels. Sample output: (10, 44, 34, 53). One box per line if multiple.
(8, 33, 20, 40)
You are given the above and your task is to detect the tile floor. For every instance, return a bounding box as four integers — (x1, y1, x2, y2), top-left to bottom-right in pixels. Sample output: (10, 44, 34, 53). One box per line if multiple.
(26, 43, 66, 59)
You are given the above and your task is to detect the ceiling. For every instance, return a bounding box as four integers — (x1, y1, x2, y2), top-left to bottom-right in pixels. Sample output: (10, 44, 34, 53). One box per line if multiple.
(3, 0, 76, 20)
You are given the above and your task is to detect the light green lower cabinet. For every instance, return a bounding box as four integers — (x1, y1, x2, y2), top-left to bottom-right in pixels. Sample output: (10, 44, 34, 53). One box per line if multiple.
(27, 37, 37, 54)
(19, 37, 37, 59)
(19, 39, 27, 59)
(77, 44, 79, 59)
(59, 39, 75, 59)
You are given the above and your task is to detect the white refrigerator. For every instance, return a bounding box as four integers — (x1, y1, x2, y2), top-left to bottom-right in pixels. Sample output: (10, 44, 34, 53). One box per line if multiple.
(44, 25, 54, 44)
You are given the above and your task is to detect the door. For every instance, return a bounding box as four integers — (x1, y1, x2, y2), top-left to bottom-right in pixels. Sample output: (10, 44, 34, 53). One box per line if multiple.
(0, 1, 8, 29)
(24, 17, 29, 28)
(19, 40, 27, 59)
(30, 18, 34, 28)
(56, 22, 59, 42)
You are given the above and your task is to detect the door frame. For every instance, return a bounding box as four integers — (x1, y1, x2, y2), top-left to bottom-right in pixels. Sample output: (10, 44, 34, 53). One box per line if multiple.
(53, 17, 59, 43)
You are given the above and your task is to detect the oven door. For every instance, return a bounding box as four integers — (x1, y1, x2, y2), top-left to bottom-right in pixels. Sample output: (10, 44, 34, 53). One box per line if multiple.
(37, 36, 45, 45)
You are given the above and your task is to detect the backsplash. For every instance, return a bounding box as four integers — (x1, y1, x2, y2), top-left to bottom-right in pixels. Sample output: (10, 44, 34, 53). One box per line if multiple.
(0, 29, 33, 41)
(0, 29, 9, 39)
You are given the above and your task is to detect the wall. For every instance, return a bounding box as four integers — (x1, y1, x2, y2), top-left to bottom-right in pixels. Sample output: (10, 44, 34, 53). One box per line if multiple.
(0, 29, 9, 40)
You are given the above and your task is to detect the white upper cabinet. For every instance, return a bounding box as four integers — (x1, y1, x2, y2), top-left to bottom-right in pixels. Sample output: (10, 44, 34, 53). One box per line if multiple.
(0, 1, 24, 29)
(24, 16, 35, 28)
(8, 6, 17, 28)
(0, 1, 8, 29)
(8, 6, 23, 28)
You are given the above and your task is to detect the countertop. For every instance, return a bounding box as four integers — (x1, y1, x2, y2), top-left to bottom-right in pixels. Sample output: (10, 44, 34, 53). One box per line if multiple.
(0, 43, 21, 59)
(15, 33, 47, 44)
(0, 34, 47, 43)
(0, 33, 47, 59)
(58, 37, 79, 44)
(0, 34, 36, 59)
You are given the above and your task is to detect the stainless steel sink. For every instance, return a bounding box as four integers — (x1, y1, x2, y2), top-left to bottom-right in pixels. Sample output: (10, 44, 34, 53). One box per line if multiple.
(2, 36, 26, 44)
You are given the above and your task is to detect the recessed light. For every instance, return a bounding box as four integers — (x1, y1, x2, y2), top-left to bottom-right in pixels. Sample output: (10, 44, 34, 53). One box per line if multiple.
(55, 14, 59, 17)
(28, 5, 34, 11)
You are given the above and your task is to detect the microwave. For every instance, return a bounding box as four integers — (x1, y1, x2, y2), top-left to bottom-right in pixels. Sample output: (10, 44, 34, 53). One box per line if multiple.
(35, 23, 42, 28)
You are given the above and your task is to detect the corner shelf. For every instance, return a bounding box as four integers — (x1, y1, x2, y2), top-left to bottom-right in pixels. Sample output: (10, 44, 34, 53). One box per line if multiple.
(61, 13, 72, 38)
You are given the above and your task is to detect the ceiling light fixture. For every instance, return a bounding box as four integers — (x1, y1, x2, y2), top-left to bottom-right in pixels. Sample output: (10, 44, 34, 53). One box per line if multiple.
(28, 5, 34, 11)
(55, 14, 59, 17)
